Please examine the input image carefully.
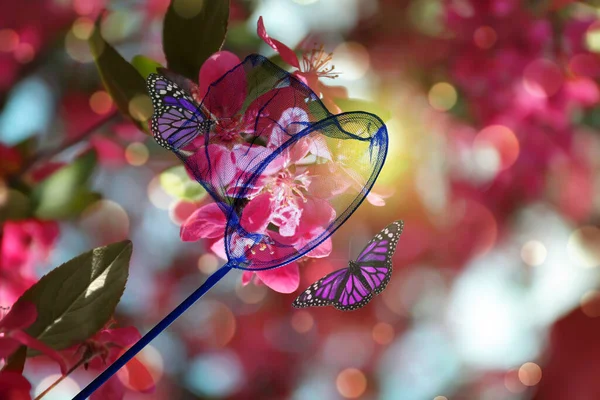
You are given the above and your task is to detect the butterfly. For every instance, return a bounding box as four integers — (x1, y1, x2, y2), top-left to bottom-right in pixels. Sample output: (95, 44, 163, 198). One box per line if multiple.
(293, 220, 403, 311)
(147, 71, 214, 150)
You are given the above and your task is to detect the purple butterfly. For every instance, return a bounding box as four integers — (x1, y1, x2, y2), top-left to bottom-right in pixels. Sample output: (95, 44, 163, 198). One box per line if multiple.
(147, 72, 213, 150)
(293, 220, 404, 311)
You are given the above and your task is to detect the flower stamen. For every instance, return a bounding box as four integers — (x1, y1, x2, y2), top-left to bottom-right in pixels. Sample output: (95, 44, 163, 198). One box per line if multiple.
(301, 45, 339, 79)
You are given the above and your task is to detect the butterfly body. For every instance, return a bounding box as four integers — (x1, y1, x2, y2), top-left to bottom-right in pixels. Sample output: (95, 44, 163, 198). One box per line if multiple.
(293, 220, 403, 311)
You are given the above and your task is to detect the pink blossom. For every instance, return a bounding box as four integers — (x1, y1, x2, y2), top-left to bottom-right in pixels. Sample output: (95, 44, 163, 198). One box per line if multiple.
(0, 371, 32, 400)
(1, 219, 59, 283)
(0, 301, 67, 375)
(77, 322, 154, 400)
(257, 17, 348, 112)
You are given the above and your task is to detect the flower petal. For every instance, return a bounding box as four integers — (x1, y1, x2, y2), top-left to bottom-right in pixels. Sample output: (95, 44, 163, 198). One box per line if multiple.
(366, 191, 386, 206)
(257, 17, 300, 68)
(198, 51, 246, 118)
(116, 353, 156, 393)
(306, 237, 332, 258)
(241, 271, 254, 286)
(241, 193, 272, 233)
(0, 301, 36, 331)
(198, 51, 242, 99)
(180, 203, 227, 241)
(0, 371, 32, 400)
(255, 262, 300, 293)
(0, 337, 21, 359)
(209, 237, 227, 260)
(11, 330, 67, 375)
(91, 376, 126, 400)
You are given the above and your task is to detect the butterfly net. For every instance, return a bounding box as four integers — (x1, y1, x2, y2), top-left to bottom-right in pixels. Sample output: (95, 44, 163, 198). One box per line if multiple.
(152, 55, 387, 271)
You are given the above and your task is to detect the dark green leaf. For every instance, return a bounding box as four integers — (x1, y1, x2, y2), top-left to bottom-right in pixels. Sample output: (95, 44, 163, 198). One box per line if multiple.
(89, 16, 151, 134)
(163, 0, 230, 80)
(224, 22, 262, 50)
(15, 240, 132, 354)
(336, 98, 392, 122)
(132, 55, 164, 79)
(159, 165, 207, 201)
(31, 151, 98, 220)
(0, 189, 32, 223)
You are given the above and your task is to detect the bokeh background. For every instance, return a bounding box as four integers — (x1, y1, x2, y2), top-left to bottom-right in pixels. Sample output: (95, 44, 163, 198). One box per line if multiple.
(4, 0, 600, 399)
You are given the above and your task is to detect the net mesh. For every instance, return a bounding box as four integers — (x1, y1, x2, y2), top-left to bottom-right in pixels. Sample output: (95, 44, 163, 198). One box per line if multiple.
(150, 54, 387, 271)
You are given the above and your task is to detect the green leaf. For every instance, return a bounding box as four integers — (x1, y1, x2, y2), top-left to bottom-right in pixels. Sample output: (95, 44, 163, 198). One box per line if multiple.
(0, 189, 32, 223)
(14, 240, 132, 354)
(336, 98, 392, 122)
(163, 0, 230, 81)
(89, 16, 152, 134)
(132, 55, 164, 79)
(31, 151, 98, 220)
(159, 165, 207, 201)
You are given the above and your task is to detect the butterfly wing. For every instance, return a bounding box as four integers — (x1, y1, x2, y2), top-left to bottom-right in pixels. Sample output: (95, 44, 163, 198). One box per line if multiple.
(292, 268, 350, 308)
(147, 74, 211, 150)
(355, 220, 403, 295)
(292, 220, 404, 311)
(331, 269, 376, 311)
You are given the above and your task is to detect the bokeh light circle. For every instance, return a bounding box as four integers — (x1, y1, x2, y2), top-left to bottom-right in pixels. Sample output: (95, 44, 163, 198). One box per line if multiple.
(333, 42, 370, 80)
(72, 17, 94, 40)
(291, 310, 314, 333)
(185, 351, 244, 397)
(336, 368, 367, 398)
(14, 43, 34, 63)
(580, 290, 600, 317)
(125, 142, 149, 166)
(523, 59, 563, 98)
(34, 374, 80, 399)
(428, 82, 457, 111)
(80, 199, 129, 242)
(521, 240, 547, 266)
(89, 90, 113, 115)
(0, 29, 19, 52)
(474, 125, 519, 171)
(198, 253, 219, 274)
(129, 94, 154, 122)
(235, 279, 268, 304)
(473, 26, 497, 49)
(504, 368, 526, 393)
(372, 322, 394, 345)
(518, 362, 542, 386)
(173, 0, 205, 19)
(567, 226, 600, 268)
(148, 176, 172, 209)
(65, 30, 95, 63)
(116, 345, 163, 392)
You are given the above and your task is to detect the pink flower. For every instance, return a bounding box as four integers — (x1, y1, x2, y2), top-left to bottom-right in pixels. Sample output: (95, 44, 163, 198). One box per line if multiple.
(1, 219, 59, 281)
(0, 371, 32, 400)
(180, 101, 340, 293)
(76, 322, 154, 400)
(257, 17, 348, 112)
(0, 301, 67, 375)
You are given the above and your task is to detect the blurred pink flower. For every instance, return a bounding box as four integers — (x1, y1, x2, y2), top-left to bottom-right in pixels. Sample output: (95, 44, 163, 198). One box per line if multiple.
(1, 219, 59, 284)
(0, 301, 67, 375)
(77, 322, 154, 400)
(257, 17, 348, 112)
(0, 371, 32, 400)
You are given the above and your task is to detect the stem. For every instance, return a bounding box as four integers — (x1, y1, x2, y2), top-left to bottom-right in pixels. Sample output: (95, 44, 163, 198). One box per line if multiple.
(34, 358, 87, 400)
(17, 110, 120, 177)
(72, 264, 234, 400)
